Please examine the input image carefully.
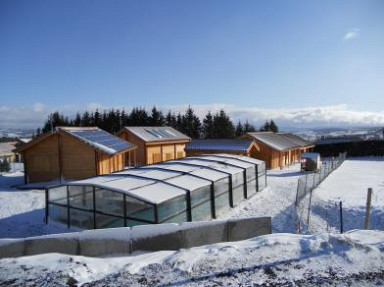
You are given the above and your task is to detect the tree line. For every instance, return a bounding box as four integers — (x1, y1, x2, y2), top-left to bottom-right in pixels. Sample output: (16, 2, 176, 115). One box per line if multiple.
(36, 106, 278, 139)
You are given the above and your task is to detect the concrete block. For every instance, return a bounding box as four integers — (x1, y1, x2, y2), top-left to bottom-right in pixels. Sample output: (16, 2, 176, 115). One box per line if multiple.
(180, 220, 227, 248)
(131, 223, 181, 252)
(25, 232, 80, 256)
(79, 227, 131, 257)
(0, 239, 25, 258)
(227, 217, 271, 242)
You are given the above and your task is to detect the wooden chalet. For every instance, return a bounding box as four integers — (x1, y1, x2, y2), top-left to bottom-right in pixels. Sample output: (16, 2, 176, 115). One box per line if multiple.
(241, 132, 302, 169)
(118, 126, 191, 165)
(16, 127, 137, 184)
(185, 139, 259, 157)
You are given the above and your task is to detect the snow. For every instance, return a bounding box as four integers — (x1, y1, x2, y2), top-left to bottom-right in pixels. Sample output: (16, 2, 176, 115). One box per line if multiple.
(1, 230, 383, 286)
(1, 158, 384, 285)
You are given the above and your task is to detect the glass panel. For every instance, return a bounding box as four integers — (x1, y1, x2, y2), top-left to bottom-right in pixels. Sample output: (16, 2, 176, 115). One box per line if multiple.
(161, 211, 188, 224)
(95, 214, 124, 229)
(215, 191, 231, 216)
(191, 186, 212, 221)
(232, 172, 244, 188)
(258, 175, 266, 191)
(232, 185, 244, 206)
(192, 202, 212, 221)
(214, 177, 230, 196)
(246, 166, 256, 181)
(49, 204, 68, 225)
(48, 186, 67, 204)
(126, 196, 155, 222)
(68, 185, 93, 210)
(158, 195, 187, 223)
(127, 219, 150, 227)
(247, 179, 257, 197)
(95, 188, 124, 216)
(70, 208, 94, 229)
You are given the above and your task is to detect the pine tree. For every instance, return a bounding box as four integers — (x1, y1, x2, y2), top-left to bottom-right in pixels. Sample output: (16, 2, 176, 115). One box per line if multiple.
(81, 111, 91, 126)
(202, 111, 215, 139)
(165, 111, 177, 128)
(0, 158, 10, 173)
(235, 120, 244, 137)
(41, 112, 69, 133)
(213, 109, 235, 139)
(129, 107, 150, 126)
(149, 106, 165, 126)
(269, 119, 279, 133)
(181, 106, 201, 139)
(73, 113, 81, 126)
(243, 120, 256, 133)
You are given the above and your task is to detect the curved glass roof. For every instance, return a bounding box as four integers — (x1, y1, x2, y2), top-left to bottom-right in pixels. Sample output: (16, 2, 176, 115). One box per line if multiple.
(67, 154, 265, 205)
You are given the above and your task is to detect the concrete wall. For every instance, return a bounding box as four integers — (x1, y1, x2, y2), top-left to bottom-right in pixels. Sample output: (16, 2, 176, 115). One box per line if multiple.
(0, 217, 271, 259)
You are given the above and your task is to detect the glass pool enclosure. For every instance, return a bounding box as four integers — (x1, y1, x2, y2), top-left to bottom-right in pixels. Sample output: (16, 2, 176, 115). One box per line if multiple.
(46, 154, 266, 229)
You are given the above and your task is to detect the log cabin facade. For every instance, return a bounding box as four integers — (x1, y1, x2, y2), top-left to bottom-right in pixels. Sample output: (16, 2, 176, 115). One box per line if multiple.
(118, 126, 191, 165)
(16, 127, 136, 184)
(241, 132, 308, 169)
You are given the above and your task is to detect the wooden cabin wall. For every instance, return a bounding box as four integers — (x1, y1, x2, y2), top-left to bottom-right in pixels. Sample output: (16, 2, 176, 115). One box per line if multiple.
(175, 143, 187, 159)
(60, 133, 96, 180)
(119, 131, 145, 165)
(186, 150, 247, 157)
(23, 134, 60, 183)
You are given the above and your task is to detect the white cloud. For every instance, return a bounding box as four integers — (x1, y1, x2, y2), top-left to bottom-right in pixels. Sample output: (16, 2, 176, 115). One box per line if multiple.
(33, 102, 45, 112)
(343, 28, 360, 41)
(1, 103, 383, 131)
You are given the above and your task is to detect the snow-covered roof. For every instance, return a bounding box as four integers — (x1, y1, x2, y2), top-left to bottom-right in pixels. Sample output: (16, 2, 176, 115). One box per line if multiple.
(58, 127, 136, 155)
(0, 142, 16, 156)
(61, 154, 266, 205)
(164, 174, 211, 191)
(176, 158, 243, 174)
(278, 133, 314, 148)
(246, 132, 300, 151)
(185, 139, 255, 152)
(121, 126, 191, 143)
(214, 153, 265, 165)
(190, 155, 254, 169)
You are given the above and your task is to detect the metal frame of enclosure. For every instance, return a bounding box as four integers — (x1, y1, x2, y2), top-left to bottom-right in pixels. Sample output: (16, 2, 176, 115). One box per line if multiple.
(45, 154, 266, 229)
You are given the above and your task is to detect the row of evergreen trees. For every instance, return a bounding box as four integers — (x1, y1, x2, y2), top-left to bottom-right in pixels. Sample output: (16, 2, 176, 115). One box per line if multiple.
(37, 106, 278, 139)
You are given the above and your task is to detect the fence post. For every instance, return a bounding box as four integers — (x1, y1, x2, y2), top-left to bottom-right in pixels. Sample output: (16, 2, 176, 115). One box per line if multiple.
(364, 188, 373, 230)
(339, 201, 343, 234)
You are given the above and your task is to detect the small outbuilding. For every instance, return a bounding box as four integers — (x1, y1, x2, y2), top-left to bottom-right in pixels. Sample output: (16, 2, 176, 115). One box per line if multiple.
(16, 127, 137, 184)
(118, 126, 191, 165)
(185, 139, 259, 158)
(242, 132, 301, 169)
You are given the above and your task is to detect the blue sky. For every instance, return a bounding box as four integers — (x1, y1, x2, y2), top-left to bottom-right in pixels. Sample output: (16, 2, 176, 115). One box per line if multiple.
(0, 0, 383, 128)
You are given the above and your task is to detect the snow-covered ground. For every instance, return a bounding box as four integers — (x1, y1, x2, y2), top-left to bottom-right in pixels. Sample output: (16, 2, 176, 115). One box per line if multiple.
(1, 158, 384, 285)
(1, 230, 383, 286)
(0, 172, 75, 238)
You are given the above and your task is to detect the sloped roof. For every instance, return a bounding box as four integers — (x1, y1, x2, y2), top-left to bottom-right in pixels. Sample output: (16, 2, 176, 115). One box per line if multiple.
(0, 142, 17, 156)
(58, 127, 136, 155)
(16, 127, 136, 155)
(185, 139, 255, 153)
(121, 126, 190, 143)
(278, 133, 314, 148)
(246, 132, 300, 151)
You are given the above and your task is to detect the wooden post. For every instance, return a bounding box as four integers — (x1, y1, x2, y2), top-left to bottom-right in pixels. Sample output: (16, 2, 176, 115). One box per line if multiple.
(339, 201, 343, 234)
(364, 188, 373, 230)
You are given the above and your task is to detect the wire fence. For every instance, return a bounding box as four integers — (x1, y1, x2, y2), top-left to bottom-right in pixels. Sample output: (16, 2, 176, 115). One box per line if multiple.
(294, 152, 347, 233)
(295, 152, 347, 207)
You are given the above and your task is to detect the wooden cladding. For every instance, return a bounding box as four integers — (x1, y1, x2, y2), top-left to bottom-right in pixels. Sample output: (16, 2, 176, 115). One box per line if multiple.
(22, 132, 128, 184)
